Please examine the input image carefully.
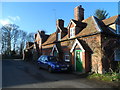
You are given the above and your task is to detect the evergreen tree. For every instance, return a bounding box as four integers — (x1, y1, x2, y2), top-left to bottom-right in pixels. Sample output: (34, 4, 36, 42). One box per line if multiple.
(94, 9, 109, 20)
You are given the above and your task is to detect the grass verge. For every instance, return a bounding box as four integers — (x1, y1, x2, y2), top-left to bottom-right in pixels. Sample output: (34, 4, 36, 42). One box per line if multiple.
(88, 72, 120, 82)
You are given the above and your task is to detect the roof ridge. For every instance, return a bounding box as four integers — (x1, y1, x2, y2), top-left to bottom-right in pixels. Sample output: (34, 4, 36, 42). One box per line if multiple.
(92, 16, 102, 32)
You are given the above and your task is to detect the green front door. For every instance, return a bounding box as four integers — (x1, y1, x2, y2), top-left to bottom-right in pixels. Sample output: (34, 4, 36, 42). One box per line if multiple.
(75, 50, 83, 72)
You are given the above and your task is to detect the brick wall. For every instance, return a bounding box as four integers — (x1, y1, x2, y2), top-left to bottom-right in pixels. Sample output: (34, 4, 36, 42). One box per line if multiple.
(78, 34, 103, 73)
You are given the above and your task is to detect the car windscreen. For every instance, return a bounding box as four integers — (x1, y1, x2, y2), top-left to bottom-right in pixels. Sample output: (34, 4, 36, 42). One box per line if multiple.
(48, 56, 57, 62)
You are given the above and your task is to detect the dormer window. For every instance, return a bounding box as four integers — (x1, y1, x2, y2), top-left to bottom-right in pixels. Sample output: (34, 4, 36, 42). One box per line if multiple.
(70, 27, 75, 38)
(58, 33, 61, 40)
(116, 24, 120, 34)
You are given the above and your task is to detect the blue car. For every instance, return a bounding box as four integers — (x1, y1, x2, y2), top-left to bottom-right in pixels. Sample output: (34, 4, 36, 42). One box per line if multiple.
(37, 55, 71, 72)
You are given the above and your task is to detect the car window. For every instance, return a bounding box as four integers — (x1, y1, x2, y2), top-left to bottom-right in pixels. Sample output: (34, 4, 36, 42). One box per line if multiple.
(38, 56, 42, 61)
(41, 56, 45, 62)
(44, 57, 47, 61)
(48, 56, 57, 62)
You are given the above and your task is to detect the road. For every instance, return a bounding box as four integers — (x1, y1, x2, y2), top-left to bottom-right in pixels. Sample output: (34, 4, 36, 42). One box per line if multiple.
(2, 59, 118, 88)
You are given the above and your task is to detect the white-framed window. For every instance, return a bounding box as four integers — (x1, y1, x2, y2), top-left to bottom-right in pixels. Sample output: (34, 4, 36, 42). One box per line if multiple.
(114, 49, 120, 61)
(116, 24, 120, 34)
(58, 33, 61, 40)
(65, 55, 70, 62)
(70, 27, 75, 38)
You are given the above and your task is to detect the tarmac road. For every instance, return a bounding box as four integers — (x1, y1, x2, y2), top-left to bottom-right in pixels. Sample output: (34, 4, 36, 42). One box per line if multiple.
(2, 59, 119, 89)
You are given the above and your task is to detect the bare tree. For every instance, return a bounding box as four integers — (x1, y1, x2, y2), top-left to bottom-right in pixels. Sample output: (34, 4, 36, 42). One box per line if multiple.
(26, 32, 35, 42)
(1, 24, 19, 54)
(1, 24, 27, 55)
(17, 30, 27, 55)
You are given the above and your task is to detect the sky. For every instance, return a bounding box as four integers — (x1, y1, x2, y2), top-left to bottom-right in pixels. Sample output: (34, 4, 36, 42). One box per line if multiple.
(0, 2, 119, 34)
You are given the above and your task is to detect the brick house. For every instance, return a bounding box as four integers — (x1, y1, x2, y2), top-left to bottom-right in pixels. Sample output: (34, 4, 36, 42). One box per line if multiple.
(23, 42, 34, 61)
(25, 5, 120, 74)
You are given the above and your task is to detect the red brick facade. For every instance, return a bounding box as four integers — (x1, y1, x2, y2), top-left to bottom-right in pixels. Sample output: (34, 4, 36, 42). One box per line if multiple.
(24, 5, 120, 74)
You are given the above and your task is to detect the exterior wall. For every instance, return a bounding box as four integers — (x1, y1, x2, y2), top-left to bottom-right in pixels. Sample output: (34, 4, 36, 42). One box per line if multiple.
(59, 35, 102, 73)
(70, 43, 90, 73)
(36, 33, 41, 44)
(61, 46, 70, 61)
(40, 31, 119, 74)
(36, 33, 103, 74)
(70, 23, 75, 28)
(101, 34, 120, 72)
(32, 49, 39, 61)
(85, 52, 91, 72)
(42, 48, 52, 56)
(78, 34, 103, 74)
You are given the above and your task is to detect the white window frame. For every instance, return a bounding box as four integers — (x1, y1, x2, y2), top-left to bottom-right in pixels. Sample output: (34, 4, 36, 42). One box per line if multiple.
(70, 27, 75, 38)
(58, 33, 61, 40)
(65, 55, 70, 62)
(114, 49, 120, 61)
(116, 24, 120, 34)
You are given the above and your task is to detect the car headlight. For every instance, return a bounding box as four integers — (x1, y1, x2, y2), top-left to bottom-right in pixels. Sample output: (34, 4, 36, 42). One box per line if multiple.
(56, 65, 60, 67)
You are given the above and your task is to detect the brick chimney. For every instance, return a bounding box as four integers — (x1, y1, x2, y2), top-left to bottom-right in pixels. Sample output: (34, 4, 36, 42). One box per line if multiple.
(74, 5, 84, 21)
(56, 19, 64, 29)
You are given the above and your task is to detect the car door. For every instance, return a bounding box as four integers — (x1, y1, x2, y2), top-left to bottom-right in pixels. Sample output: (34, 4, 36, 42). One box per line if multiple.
(43, 56, 49, 69)
(40, 56, 46, 68)
(37, 56, 42, 65)
(38, 56, 45, 68)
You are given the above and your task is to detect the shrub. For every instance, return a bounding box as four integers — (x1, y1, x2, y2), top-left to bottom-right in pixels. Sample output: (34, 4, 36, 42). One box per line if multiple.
(88, 72, 120, 82)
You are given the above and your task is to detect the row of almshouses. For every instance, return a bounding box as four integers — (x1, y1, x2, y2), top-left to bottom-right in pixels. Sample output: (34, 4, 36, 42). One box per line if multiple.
(24, 5, 120, 74)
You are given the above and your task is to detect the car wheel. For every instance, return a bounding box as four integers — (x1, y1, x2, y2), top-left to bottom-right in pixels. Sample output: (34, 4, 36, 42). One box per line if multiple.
(48, 66, 53, 73)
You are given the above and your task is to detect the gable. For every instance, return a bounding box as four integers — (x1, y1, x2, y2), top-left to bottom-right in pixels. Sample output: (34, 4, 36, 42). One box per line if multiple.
(70, 23, 75, 28)
(105, 15, 120, 34)
(36, 33, 41, 43)
(56, 26, 61, 33)
(109, 24, 116, 30)
(70, 39, 85, 52)
(51, 44, 59, 53)
(67, 20, 76, 29)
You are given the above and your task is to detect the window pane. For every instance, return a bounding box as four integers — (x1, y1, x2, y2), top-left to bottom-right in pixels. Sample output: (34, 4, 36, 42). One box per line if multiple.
(65, 55, 70, 62)
(58, 33, 61, 40)
(117, 25, 120, 34)
(70, 28, 75, 38)
(115, 49, 120, 61)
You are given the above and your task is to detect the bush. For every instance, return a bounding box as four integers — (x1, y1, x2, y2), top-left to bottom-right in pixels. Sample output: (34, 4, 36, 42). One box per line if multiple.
(88, 72, 120, 82)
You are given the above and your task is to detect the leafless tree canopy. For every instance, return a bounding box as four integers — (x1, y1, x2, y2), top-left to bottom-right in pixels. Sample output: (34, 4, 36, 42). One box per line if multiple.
(1, 24, 35, 55)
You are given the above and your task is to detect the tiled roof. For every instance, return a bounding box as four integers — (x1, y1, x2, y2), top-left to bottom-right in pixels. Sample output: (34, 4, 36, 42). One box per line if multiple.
(94, 16, 116, 35)
(102, 15, 119, 26)
(42, 15, 118, 48)
(72, 19, 83, 27)
(42, 44, 54, 49)
(75, 16, 101, 37)
(42, 32, 56, 45)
